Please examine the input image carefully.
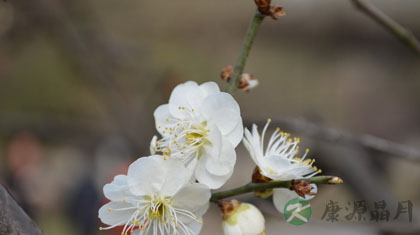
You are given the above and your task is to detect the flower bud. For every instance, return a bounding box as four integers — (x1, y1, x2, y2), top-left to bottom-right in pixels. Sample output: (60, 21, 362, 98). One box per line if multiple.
(219, 200, 265, 235)
(221, 65, 234, 81)
(238, 73, 259, 92)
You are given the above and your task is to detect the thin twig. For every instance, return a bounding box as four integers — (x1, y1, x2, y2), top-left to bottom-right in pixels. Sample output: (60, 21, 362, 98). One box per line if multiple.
(351, 0, 420, 55)
(210, 176, 341, 202)
(227, 10, 265, 94)
(246, 117, 420, 163)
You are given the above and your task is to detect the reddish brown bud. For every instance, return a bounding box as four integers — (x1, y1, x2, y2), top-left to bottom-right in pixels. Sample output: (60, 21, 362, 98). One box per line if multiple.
(254, 0, 285, 20)
(220, 65, 234, 82)
(238, 73, 259, 92)
(218, 199, 241, 220)
(291, 180, 316, 198)
(252, 166, 272, 183)
(254, 0, 271, 15)
(269, 6, 286, 20)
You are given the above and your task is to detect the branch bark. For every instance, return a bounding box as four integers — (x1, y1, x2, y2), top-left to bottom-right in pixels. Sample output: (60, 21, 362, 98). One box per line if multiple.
(0, 185, 43, 235)
(228, 10, 265, 94)
(210, 175, 341, 202)
(351, 0, 420, 55)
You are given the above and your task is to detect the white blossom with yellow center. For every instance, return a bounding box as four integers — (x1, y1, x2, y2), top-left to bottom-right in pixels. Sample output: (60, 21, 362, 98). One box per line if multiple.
(243, 119, 320, 213)
(151, 81, 243, 189)
(98, 156, 211, 235)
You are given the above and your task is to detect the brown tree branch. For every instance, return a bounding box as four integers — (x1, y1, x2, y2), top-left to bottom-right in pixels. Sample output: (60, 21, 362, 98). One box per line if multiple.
(0, 185, 43, 235)
(351, 0, 420, 55)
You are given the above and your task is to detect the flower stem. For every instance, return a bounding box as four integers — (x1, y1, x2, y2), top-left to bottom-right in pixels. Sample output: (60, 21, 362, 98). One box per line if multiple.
(227, 10, 265, 94)
(210, 176, 342, 202)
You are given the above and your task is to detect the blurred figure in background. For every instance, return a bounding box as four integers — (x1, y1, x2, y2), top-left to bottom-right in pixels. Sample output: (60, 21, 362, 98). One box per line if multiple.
(3, 132, 44, 218)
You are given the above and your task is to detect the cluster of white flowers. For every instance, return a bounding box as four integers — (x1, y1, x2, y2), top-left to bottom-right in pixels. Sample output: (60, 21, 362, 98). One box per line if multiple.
(98, 81, 321, 235)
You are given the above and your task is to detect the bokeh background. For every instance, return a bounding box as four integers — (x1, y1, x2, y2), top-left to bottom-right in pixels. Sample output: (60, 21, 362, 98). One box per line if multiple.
(1, 0, 420, 234)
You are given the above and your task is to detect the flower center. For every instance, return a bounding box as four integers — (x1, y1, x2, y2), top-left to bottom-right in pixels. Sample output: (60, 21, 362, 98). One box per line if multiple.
(100, 196, 203, 235)
(154, 107, 209, 160)
(148, 199, 166, 219)
(185, 125, 207, 146)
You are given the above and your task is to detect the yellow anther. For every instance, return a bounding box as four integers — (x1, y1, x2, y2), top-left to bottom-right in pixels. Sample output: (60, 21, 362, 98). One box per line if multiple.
(108, 208, 112, 211)
(318, 169, 322, 173)
(305, 148, 310, 152)
(267, 118, 272, 123)
(99, 227, 103, 231)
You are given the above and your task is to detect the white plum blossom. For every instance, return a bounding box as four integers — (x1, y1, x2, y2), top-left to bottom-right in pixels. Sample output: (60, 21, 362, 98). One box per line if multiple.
(151, 81, 243, 189)
(243, 119, 320, 213)
(98, 155, 211, 235)
(221, 200, 265, 235)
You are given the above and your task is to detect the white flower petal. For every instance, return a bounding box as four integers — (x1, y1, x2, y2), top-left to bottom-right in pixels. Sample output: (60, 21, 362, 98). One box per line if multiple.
(205, 137, 236, 176)
(259, 156, 294, 180)
(150, 135, 158, 154)
(154, 104, 174, 137)
(127, 156, 191, 197)
(202, 124, 223, 162)
(169, 81, 203, 118)
(223, 223, 242, 235)
(199, 93, 241, 135)
(98, 201, 135, 226)
(186, 219, 204, 235)
(103, 174, 130, 201)
(199, 81, 220, 97)
(173, 183, 210, 223)
(195, 155, 234, 189)
(225, 117, 244, 148)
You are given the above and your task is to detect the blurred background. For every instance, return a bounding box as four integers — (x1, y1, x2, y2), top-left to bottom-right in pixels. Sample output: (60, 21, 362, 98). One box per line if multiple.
(1, 0, 420, 234)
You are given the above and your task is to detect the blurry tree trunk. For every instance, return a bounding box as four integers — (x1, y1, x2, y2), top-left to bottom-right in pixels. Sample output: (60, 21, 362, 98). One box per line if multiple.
(0, 185, 43, 235)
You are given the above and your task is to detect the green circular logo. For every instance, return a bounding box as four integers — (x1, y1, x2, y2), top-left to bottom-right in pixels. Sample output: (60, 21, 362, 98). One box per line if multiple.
(283, 198, 312, 225)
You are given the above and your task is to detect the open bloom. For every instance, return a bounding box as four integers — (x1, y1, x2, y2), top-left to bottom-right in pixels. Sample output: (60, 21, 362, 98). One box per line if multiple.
(151, 81, 243, 189)
(220, 200, 265, 235)
(98, 156, 211, 235)
(243, 119, 320, 213)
